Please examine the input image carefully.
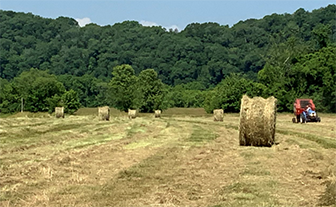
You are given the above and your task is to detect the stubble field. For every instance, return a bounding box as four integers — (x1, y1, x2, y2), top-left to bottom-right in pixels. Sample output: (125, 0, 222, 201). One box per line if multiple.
(0, 108, 335, 207)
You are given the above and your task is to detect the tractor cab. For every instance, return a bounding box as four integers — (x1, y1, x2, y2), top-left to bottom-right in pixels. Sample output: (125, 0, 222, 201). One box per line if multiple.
(292, 99, 321, 123)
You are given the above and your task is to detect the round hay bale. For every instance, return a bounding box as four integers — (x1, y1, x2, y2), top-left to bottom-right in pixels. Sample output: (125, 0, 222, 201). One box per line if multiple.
(213, 109, 224, 121)
(128, 109, 137, 119)
(55, 107, 64, 118)
(98, 106, 110, 121)
(239, 95, 277, 147)
(154, 110, 161, 118)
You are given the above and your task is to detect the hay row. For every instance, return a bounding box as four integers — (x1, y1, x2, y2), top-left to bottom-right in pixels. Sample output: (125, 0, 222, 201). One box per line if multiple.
(238, 95, 277, 147)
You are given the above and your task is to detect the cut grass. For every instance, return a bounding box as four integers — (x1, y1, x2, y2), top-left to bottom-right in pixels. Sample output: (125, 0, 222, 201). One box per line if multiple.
(277, 129, 336, 149)
(64, 133, 124, 150)
(240, 151, 255, 158)
(125, 123, 147, 137)
(187, 125, 219, 144)
(216, 180, 279, 206)
(0, 121, 107, 153)
(319, 178, 336, 206)
(0, 112, 335, 207)
(74, 107, 124, 116)
(162, 107, 210, 117)
(242, 167, 271, 176)
(124, 140, 152, 149)
(91, 147, 185, 206)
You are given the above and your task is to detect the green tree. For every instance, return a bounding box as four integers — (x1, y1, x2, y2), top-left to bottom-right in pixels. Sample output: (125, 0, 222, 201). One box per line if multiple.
(0, 78, 20, 113)
(0, 78, 9, 103)
(57, 74, 104, 107)
(136, 69, 166, 112)
(290, 46, 336, 112)
(109, 64, 137, 111)
(12, 68, 65, 112)
(312, 24, 332, 49)
(61, 89, 81, 114)
(203, 74, 269, 113)
(163, 85, 206, 108)
(258, 37, 309, 111)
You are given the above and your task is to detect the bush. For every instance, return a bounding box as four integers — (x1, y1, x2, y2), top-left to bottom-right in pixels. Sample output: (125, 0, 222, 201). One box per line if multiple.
(203, 74, 269, 113)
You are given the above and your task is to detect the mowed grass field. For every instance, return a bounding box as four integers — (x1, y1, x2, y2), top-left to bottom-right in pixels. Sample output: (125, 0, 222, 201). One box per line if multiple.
(0, 108, 335, 207)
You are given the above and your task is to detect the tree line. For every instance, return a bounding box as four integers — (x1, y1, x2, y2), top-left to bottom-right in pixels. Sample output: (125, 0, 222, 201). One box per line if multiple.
(0, 5, 335, 113)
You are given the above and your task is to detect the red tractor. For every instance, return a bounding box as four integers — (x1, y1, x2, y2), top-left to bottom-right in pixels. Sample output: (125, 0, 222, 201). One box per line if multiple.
(292, 99, 321, 123)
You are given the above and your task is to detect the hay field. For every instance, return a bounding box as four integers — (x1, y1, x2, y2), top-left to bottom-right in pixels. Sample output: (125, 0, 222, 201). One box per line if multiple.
(0, 109, 335, 207)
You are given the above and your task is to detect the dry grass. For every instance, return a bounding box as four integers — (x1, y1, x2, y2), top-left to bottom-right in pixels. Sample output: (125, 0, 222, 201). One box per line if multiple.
(163, 107, 210, 117)
(0, 108, 335, 207)
(74, 107, 124, 117)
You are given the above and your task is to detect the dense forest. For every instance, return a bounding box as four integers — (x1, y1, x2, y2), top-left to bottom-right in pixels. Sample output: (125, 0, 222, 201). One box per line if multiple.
(0, 4, 335, 113)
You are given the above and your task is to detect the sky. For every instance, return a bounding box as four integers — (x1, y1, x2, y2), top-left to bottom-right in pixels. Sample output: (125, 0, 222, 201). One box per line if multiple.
(0, 0, 334, 31)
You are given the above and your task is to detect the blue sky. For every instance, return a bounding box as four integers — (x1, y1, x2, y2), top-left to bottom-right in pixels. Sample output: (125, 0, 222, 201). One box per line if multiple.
(0, 0, 334, 30)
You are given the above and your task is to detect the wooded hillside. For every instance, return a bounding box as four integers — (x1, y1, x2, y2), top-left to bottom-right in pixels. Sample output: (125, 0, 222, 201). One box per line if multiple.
(0, 5, 335, 113)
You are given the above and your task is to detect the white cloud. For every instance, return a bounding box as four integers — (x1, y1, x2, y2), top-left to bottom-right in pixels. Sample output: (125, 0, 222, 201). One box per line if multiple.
(140, 20, 181, 32)
(140, 20, 159, 27)
(76, 17, 92, 27)
(166, 25, 180, 32)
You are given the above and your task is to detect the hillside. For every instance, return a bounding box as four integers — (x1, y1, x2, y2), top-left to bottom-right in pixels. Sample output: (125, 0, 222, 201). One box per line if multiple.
(0, 5, 335, 84)
(0, 5, 335, 113)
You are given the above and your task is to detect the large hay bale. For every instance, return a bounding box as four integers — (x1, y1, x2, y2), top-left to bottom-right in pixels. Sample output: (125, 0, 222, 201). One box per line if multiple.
(213, 109, 224, 121)
(55, 107, 64, 118)
(154, 110, 161, 118)
(128, 109, 137, 119)
(98, 106, 110, 121)
(239, 95, 277, 147)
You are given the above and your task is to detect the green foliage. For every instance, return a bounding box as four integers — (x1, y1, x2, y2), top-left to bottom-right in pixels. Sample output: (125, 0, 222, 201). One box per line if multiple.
(258, 36, 309, 111)
(259, 45, 335, 112)
(136, 69, 166, 112)
(291, 46, 336, 112)
(163, 85, 206, 108)
(0, 78, 9, 108)
(0, 5, 336, 113)
(312, 24, 332, 49)
(12, 68, 66, 112)
(1, 5, 335, 86)
(203, 74, 269, 113)
(109, 64, 138, 112)
(57, 74, 107, 107)
(0, 78, 20, 113)
(46, 94, 62, 114)
(108, 67, 167, 113)
(61, 89, 81, 114)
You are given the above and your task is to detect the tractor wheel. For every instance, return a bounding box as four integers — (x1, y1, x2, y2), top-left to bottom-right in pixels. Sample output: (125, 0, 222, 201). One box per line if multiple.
(292, 118, 296, 123)
(317, 117, 321, 122)
(300, 114, 306, 124)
